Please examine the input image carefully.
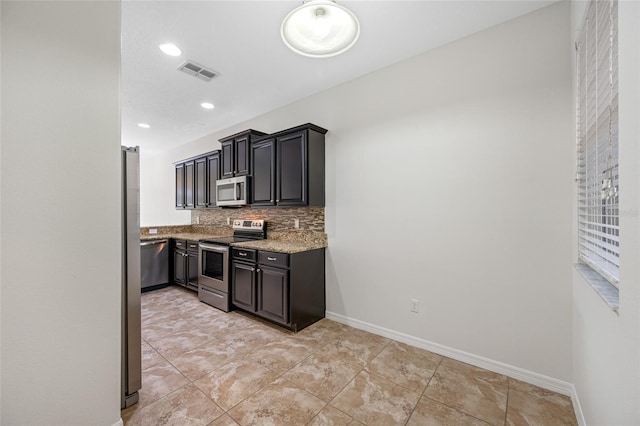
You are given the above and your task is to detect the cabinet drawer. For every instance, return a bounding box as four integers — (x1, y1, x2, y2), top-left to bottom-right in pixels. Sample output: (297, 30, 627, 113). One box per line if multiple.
(258, 251, 289, 268)
(174, 239, 187, 250)
(232, 247, 256, 262)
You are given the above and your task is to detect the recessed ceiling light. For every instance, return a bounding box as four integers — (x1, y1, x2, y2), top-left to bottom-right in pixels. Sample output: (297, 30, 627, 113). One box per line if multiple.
(159, 43, 182, 57)
(137, 123, 151, 129)
(200, 102, 215, 110)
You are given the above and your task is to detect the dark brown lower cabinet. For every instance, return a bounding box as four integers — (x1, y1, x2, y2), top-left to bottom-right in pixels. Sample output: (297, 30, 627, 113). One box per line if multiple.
(173, 249, 186, 286)
(231, 247, 325, 332)
(172, 239, 198, 292)
(187, 249, 198, 291)
(257, 265, 289, 324)
(231, 260, 256, 312)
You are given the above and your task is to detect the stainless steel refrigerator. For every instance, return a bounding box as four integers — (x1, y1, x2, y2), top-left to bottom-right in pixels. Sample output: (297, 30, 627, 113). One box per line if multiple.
(121, 146, 141, 408)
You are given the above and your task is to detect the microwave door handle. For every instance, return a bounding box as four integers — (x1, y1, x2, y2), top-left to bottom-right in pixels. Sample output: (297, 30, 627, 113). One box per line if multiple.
(236, 182, 240, 200)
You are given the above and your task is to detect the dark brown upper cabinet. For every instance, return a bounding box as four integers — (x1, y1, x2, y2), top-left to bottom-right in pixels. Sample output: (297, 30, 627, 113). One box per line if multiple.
(251, 138, 276, 206)
(175, 163, 185, 208)
(175, 150, 220, 209)
(251, 123, 327, 207)
(184, 160, 195, 209)
(219, 129, 267, 179)
(194, 156, 207, 209)
(206, 151, 220, 207)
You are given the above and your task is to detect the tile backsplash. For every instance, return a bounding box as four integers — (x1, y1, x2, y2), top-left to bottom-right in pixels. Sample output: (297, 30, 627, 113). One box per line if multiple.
(191, 207, 324, 232)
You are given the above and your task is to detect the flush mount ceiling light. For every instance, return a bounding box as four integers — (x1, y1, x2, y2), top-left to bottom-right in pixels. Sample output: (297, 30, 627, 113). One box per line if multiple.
(281, 0, 360, 58)
(137, 123, 151, 129)
(200, 102, 215, 110)
(159, 43, 182, 57)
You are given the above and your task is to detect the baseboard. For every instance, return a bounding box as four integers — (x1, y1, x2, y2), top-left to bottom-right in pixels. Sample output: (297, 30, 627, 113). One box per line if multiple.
(112, 419, 124, 426)
(325, 311, 575, 397)
(570, 384, 587, 426)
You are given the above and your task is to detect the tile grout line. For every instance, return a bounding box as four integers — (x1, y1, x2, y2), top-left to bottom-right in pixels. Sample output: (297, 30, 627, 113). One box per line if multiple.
(504, 377, 511, 426)
(266, 326, 373, 425)
(319, 361, 366, 424)
(263, 328, 354, 425)
(401, 356, 443, 425)
(192, 327, 347, 423)
(419, 358, 505, 426)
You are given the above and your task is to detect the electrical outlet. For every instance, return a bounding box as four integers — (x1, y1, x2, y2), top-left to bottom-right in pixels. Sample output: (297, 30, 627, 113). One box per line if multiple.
(294, 218, 300, 229)
(227, 217, 230, 225)
(149, 228, 158, 235)
(410, 299, 420, 313)
(195, 216, 200, 224)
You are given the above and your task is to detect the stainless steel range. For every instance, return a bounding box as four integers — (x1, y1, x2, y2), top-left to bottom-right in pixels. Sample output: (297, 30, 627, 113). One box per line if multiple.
(198, 219, 266, 311)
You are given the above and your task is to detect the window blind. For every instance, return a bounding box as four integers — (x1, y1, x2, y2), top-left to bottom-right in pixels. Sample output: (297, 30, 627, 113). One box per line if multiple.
(576, 0, 619, 286)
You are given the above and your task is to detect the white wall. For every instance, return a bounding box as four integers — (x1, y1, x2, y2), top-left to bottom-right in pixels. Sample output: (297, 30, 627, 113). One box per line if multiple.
(142, 2, 574, 383)
(323, 1, 573, 382)
(140, 151, 191, 226)
(570, 1, 640, 424)
(140, 124, 260, 226)
(1, 2, 122, 425)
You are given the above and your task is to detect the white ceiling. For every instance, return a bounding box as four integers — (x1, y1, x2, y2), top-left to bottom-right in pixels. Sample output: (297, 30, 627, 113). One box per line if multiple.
(121, 0, 555, 155)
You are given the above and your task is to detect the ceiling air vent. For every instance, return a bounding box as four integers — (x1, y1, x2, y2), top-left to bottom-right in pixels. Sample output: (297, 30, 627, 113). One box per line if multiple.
(177, 61, 218, 82)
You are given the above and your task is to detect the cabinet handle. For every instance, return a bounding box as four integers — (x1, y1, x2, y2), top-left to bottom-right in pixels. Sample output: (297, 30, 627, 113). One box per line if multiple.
(239, 252, 247, 257)
(276, 200, 280, 202)
(251, 268, 255, 272)
(267, 256, 277, 261)
(257, 268, 261, 273)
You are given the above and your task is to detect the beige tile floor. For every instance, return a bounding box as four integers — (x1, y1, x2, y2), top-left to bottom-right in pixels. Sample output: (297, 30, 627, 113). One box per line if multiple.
(122, 286, 578, 426)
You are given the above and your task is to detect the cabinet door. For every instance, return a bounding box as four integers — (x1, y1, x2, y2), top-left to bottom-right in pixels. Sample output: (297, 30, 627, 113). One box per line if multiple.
(195, 157, 207, 208)
(234, 135, 250, 176)
(175, 163, 185, 208)
(277, 131, 307, 206)
(187, 251, 199, 290)
(184, 160, 195, 209)
(232, 261, 256, 312)
(207, 152, 220, 207)
(173, 250, 185, 285)
(251, 138, 276, 206)
(257, 266, 289, 325)
(220, 140, 234, 179)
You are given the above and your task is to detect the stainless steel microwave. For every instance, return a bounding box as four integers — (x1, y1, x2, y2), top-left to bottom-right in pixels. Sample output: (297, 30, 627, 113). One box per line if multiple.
(216, 175, 250, 207)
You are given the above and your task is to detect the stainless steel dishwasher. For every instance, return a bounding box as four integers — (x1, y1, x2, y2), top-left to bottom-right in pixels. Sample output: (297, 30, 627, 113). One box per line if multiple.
(140, 239, 169, 291)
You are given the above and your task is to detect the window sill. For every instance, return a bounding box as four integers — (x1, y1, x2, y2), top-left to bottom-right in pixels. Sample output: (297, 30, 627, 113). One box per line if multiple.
(575, 263, 619, 313)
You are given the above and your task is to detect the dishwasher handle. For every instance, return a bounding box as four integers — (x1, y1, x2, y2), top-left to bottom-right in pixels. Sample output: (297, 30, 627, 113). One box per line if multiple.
(140, 239, 168, 246)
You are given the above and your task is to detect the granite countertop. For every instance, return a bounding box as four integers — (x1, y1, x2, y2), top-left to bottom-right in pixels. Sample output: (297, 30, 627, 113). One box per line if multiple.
(140, 228, 327, 254)
(140, 232, 226, 242)
(231, 239, 326, 254)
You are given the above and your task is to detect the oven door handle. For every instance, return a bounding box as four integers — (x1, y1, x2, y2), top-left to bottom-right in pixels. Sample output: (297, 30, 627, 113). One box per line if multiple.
(199, 243, 229, 253)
